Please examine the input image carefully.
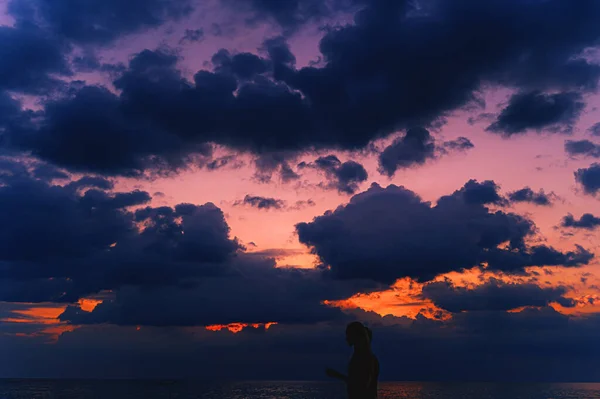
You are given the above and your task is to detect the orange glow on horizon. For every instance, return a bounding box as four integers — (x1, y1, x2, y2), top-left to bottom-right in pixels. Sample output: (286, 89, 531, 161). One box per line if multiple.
(324, 270, 600, 321)
(205, 322, 278, 333)
(40, 325, 76, 342)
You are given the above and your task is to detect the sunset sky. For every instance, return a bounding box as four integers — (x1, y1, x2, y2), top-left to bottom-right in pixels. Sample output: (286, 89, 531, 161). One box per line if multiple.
(1, 0, 600, 382)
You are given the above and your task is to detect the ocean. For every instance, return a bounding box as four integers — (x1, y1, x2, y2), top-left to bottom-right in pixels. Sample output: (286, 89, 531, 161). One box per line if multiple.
(1, 379, 599, 399)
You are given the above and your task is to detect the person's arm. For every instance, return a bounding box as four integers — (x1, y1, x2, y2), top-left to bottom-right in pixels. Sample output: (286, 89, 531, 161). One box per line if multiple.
(325, 367, 347, 382)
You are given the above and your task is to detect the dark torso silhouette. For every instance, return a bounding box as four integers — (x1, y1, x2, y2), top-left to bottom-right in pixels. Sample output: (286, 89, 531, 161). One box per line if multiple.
(347, 352, 379, 399)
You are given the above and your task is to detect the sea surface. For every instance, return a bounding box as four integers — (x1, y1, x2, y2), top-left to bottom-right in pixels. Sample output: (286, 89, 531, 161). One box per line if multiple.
(1, 379, 599, 399)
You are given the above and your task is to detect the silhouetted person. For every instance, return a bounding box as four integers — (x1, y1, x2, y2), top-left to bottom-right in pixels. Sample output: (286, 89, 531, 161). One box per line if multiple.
(326, 322, 379, 398)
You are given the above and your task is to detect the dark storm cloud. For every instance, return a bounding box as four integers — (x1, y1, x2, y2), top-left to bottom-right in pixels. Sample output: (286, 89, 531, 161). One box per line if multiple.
(565, 139, 600, 158)
(508, 187, 553, 206)
(212, 50, 268, 79)
(452, 179, 507, 206)
(422, 278, 575, 313)
(377, 127, 434, 175)
(7, 0, 600, 175)
(0, 25, 70, 94)
(8, 0, 193, 45)
(58, 255, 370, 327)
(0, 0, 193, 93)
(486, 91, 585, 136)
(9, 48, 306, 176)
(299, 155, 368, 194)
(234, 194, 286, 210)
(378, 127, 474, 176)
(0, 160, 244, 303)
(296, 181, 591, 284)
(272, 0, 600, 144)
(562, 213, 600, 230)
(0, 159, 379, 326)
(574, 163, 600, 195)
(10, 82, 212, 177)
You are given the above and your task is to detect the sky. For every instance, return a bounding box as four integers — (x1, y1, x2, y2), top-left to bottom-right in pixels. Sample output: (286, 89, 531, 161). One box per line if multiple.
(1, 0, 600, 382)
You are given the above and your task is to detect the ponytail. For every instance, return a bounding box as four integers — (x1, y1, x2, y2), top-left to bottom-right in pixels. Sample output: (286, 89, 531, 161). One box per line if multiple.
(364, 326, 372, 344)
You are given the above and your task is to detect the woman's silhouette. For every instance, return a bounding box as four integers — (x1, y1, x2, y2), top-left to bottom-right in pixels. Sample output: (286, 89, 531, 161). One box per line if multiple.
(326, 322, 379, 398)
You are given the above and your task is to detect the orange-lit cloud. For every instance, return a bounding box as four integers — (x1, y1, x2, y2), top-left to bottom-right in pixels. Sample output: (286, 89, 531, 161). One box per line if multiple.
(325, 268, 600, 321)
(205, 322, 277, 333)
(78, 298, 102, 312)
(13, 306, 64, 320)
(0, 304, 76, 341)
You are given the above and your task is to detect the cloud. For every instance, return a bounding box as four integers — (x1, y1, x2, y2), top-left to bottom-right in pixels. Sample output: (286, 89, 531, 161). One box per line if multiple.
(0, 92, 24, 129)
(441, 137, 475, 152)
(574, 163, 600, 195)
(212, 50, 269, 80)
(8, 0, 193, 45)
(290, 199, 316, 210)
(31, 164, 69, 181)
(422, 278, 575, 313)
(299, 155, 368, 194)
(0, 25, 70, 94)
(179, 28, 204, 44)
(10, 81, 212, 177)
(378, 127, 474, 176)
(377, 127, 435, 175)
(80, 189, 151, 210)
(233, 196, 315, 211)
(486, 91, 585, 136)
(508, 187, 553, 206)
(224, 0, 339, 33)
(0, 158, 380, 327)
(565, 139, 600, 158)
(453, 179, 507, 206)
(272, 0, 600, 143)
(254, 152, 300, 183)
(0, 160, 245, 303)
(58, 255, 364, 327)
(296, 181, 592, 284)
(589, 122, 600, 136)
(234, 195, 286, 210)
(204, 155, 245, 170)
(562, 213, 600, 230)
(5, 1, 600, 175)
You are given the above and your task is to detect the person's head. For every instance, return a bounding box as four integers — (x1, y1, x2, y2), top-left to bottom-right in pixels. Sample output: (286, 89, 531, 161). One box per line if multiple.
(346, 321, 371, 348)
